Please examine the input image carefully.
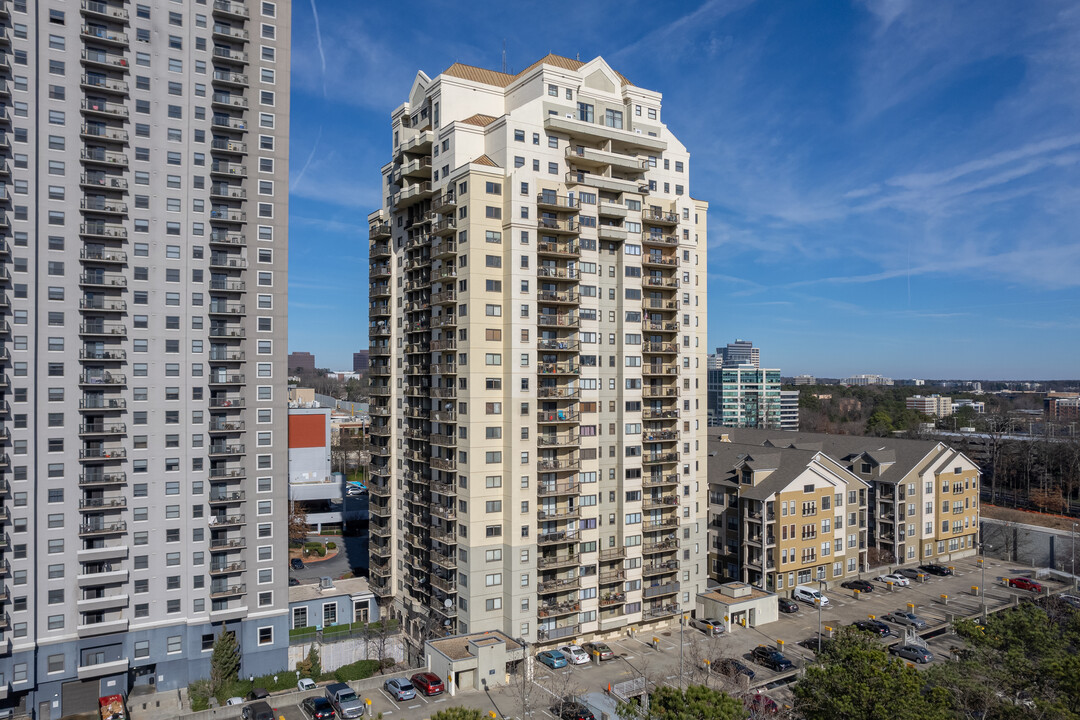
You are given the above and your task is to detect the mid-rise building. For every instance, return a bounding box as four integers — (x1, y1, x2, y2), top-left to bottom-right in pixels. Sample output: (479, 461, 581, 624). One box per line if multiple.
(841, 374, 893, 386)
(718, 339, 758, 368)
(779, 390, 799, 431)
(717, 365, 782, 429)
(288, 351, 316, 374)
(906, 394, 953, 418)
(0, 0, 291, 714)
(791, 374, 815, 385)
(951, 399, 985, 415)
(366, 55, 708, 658)
(352, 349, 369, 373)
(707, 429, 980, 587)
(1045, 393, 1080, 421)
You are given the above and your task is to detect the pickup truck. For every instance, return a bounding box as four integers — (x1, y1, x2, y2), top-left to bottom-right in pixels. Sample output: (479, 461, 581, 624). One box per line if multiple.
(326, 681, 365, 719)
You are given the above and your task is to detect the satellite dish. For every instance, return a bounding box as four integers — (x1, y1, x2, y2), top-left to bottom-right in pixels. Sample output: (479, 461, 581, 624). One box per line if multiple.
(444, 599, 453, 608)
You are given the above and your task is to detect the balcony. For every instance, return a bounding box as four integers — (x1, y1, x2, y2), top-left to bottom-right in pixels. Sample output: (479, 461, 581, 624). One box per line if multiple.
(537, 239, 579, 258)
(210, 208, 247, 223)
(537, 410, 579, 425)
(643, 582, 680, 599)
(211, 114, 249, 132)
(537, 361, 579, 376)
(537, 313, 579, 328)
(78, 497, 128, 511)
(538, 217, 580, 235)
(643, 254, 678, 269)
(79, 472, 126, 486)
(80, 197, 128, 215)
(565, 145, 648, 172)
(209, 279, 246, 292)
(566, 171, 646, 196)
(209, 349, 246, 362)
(79, 521, 127, 537)
(208, 443, 245, 457)
(213, 0, 249, 18)
(537, 339, 580, 353)
(538, 623, 581, 641)
(642, 387, 679, 399)
(643, 341, 678, 354)
(80, 422, 126, 437)
(212, 47, 249, 64)
(208, 489, 246, 504)
(81, 25, 128, 45)
(394, 181, 434, 208)
(79, 447, 126, 461)
(79, 372, 125, 387)
(81, 1, 131, 23)
(643, 276, 680, 289)
(537, 433, 580, 448)
(209, 537, 247, 552)
(537, 530, 577, 546)
(539, 600, 581, 619)
(79, 321, 127, 337)
(80, 248, 127, 264)
(209, 397, 245, 409)
(213, 24, 249, 42)
(209, 514, 246, 529)
(211, 137, 248, 154)
(643, 233, 680, 247)
(537, 505, 580, 522)
(642, 560, 680, 577)
(80, 223, 127, 240)
(598, 225, 628, 242)
(77, 618, 129, 638)
(598, 202, 628, 219)
(81, 49, 130, 71)
(81, 173, 128, 191)
(81, 76, 129, 96)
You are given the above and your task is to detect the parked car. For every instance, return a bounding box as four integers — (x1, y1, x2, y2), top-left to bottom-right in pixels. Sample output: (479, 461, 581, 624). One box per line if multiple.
(883, 610, 928, 629)
(291, 558, 305, 570)
(297, 678, 318, 692)
(918, 564, 952, 576)
(551, 700, 595, 720)
(746, 694, 779, 715)
(1059, 594, 1080, 609)
(875, 573, 911, 587)
(852, 619, 891, 637)
(410, 672, 445, 696)
(715, 657, 755, 680)
(797, 636, 828, 653)
(896, 567, 923, 579)
(792, 585, 829, 606)
(225, 698, 244, 706)
(582, 642, 614, 660)
(326, 681, 364, 719)
(690, 617, 725, 636)
(558, 645, 590, 665)
(242, 702, 276, 720)
(300, 696, 337, 720)
(1008, 577, 1043, 592)
(777, 596, 799, 614)
(751, 645, 795, 672)
(383, 678, 416, 701)
(841, 579, 874, 593)
(247, 688, 270, 701)
(889, 643, 933, 663)
(289, 577, 301, 587)
(537, 650, 569, 669)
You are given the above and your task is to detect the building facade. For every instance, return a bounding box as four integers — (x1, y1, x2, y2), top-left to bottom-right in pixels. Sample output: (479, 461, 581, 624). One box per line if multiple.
(0, 0, 291, 715)
(707, 429, 980, 588)
(366, 55, 708, 657)
(906, 394, 953, 418)
(718, 365, 781, 429)
(779, 390, 799, 431)
(791, 375, 815, 386)
(718, 339, 758, 368)
(351, 349, 369, 373)
(288, 351, 315, 374)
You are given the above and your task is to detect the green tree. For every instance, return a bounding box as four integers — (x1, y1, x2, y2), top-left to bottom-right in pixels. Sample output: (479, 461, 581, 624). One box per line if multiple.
(618, 684, 746, 720)
(209, 630, 241, 699)
(865, 410, 894, 436)
(431, 708, 485, 720)
(793, 628, 952, 720)
(296, 645, 321, 679)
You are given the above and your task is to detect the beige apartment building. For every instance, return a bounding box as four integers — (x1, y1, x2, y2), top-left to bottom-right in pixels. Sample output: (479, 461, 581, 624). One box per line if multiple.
(708, 429, 980, 590)
(366, 55, 708, 657)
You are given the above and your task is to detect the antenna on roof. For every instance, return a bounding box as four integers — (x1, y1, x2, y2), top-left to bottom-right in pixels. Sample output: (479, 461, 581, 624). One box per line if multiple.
(576, 52, 580, 61)
(502, 39, 507, 74)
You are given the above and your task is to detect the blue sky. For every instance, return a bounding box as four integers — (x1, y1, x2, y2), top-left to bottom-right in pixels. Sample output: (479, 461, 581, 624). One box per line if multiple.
(287, 0, 1080, 380)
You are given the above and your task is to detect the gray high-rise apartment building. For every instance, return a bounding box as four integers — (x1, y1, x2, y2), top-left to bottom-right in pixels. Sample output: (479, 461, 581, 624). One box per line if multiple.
(367, 55, 708, 659)
(718, 339, 758, 368)
(0, 0, 290, 715)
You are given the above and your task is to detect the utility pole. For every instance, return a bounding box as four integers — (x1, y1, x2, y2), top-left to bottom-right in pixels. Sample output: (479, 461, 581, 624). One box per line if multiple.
(679, 611, 685, 690)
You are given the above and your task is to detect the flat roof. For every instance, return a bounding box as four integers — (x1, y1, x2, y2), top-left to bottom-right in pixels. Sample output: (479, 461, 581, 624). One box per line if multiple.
(700, 586, 775, 606)
(288, 576, 371, 604)
(428, 630, 521, 661)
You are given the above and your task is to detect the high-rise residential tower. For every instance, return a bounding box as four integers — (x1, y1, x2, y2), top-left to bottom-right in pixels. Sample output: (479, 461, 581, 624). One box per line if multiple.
(366, 55, 708, 657)
(0, 0, 290, 714)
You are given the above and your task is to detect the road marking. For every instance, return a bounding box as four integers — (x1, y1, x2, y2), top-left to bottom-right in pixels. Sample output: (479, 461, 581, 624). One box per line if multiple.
(408, 705, 421, 709)
(380, 689, 402, 709)
(623, 655, 634, 660)
(434, 699, 447, 704)
(418, 695, 431, 704)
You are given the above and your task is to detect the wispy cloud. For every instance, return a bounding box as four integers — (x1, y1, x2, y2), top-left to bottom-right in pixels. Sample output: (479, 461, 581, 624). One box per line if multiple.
(308, 0, 327, 98)
(291, 125, 323, 192)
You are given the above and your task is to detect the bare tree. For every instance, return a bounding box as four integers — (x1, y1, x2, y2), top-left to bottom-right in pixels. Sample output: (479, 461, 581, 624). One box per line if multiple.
(288, 501, 310, 545)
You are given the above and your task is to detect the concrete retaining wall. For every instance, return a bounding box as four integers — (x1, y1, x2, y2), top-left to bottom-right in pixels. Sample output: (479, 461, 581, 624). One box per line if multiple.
(287, 636, 406, 673)
(980, 518, 1080, 572)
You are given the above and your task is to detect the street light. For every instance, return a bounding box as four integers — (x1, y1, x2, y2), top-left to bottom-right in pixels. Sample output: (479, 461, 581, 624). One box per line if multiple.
(815, 597, 822, 654)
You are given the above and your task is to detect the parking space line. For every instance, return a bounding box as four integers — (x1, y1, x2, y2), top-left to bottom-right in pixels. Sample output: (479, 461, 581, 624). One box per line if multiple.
(408, 704, 422, 709)
(380, 689, 402, 709)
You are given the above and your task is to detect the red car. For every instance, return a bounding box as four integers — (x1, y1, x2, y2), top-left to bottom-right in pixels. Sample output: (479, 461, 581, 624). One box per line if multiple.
(1008, 577, 1043, 592)
(410, 672, 445, 696)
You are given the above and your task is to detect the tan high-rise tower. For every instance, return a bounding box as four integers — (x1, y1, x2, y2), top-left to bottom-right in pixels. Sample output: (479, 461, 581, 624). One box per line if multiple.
(366, 55, 707, 658)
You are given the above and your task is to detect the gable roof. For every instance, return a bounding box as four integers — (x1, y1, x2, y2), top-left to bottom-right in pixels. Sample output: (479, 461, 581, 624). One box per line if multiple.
(460, 113, 499, 127)
(441, 53, 632, 90)
(471, 154, 500, 168)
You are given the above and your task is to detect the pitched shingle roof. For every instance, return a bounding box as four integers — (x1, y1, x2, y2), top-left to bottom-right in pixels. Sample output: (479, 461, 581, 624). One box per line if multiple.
(471, 154, 500, 168)
(460, 113, 499, 127)
(441, 54, 632, 89)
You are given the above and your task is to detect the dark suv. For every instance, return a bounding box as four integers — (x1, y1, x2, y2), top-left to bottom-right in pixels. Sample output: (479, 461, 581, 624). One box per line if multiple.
(751, 646, 794, 671)
(242, 701, 275, 720)
(918, 564, 952, 576)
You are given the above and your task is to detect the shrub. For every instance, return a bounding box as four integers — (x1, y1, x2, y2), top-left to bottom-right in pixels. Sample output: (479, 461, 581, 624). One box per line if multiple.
(332, 659, 380, 684)
(379, 658, 396, 671)
(188, 679, 212, 712)
(326, 541, 337, 550)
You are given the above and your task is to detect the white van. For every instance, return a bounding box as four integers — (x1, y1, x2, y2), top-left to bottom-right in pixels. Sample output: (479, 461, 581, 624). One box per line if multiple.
(792, 585, 829, 606)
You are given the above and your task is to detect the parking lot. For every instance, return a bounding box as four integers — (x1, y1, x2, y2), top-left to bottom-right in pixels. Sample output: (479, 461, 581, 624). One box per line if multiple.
(248, 557, 1074, 720)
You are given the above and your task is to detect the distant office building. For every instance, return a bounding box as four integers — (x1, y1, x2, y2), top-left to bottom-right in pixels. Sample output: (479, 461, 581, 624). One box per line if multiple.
(906, 394, 953, 418)
(896, 379, 926, 387)
(952, 399, 985, 414)
(719, 339, 760, 368)
(289, 351, 317, 374)
(707, 354, 722, 370)
(707, 366, 723, 426)
(288, 403, 342, 534)
(842, 374, 893, 386)
(779, 390, 800, 430)
(719, 365, 782, 428)
(792, 374, 816, 385)
(352, 350, 370, 373)
(1045, 393, 1080, 421)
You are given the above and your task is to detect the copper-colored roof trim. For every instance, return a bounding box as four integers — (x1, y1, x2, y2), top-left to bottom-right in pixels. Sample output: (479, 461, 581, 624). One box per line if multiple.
(442, 53, 631, 89)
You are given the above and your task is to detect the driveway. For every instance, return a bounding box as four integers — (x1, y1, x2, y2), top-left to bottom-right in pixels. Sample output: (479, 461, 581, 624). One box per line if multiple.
(291, 529, 369, 583)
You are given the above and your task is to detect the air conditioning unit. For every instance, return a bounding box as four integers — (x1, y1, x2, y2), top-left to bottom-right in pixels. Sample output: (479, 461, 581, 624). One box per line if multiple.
(320, 576, 334, 590)
(566, 113, 573, 119)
